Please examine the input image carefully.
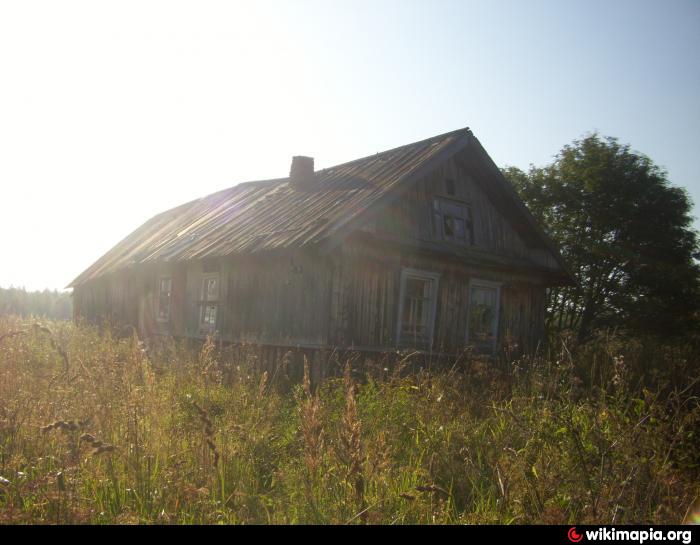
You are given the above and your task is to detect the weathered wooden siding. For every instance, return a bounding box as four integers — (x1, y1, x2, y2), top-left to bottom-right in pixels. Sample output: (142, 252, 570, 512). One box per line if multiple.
(73, 273, 134, 327)
(329, 242, 400, 349)
(74, 244, 547, 357)
(327, 237, 547, 354)
(499, 283, 546, 353)
(160, 251, 334, 346)
(218, 251, 333, 346)
(73, 263, 183, 337)
(368, 151, 557, 269)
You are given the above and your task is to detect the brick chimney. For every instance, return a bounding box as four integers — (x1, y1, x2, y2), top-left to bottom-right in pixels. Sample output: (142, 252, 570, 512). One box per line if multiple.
(289, 156, 315, 190)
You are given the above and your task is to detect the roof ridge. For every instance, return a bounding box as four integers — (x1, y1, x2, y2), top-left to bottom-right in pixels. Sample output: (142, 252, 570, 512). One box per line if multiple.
(202, 176, 287, 200)
(317, 126, 472, 173)
(202, 126, 473, 200)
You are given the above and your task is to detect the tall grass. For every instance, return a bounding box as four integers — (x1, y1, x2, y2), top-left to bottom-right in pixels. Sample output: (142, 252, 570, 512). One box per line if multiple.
(0, 316, 697, 524)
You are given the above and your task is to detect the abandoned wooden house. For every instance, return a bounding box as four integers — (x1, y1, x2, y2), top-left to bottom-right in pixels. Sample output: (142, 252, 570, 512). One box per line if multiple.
(69, 127, 571, 360)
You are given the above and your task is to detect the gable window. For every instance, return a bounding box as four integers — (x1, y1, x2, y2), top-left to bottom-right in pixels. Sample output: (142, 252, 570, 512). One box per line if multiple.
(466, 280, 501, 354)
(199, 273, 220, 333)
(156, 276, 172, 322)
(433, 197, 473, 244)
(397, 268, 439, 348)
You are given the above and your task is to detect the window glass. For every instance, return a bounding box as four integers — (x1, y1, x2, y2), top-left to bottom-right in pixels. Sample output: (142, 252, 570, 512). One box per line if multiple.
(200, 274, 220, 332)
(205, 277, 219, 301)
(202, 304, 217, 326)
(399, 271, 438, 347)
(157, 277, 172, 322)
(468, 284, 499, 352)
(433, 197, 472, 244)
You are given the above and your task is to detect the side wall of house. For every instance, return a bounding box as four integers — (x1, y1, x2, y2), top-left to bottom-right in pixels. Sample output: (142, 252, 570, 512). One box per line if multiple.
(72, 274, 134, 329)
(322, 147, 556, 354)
(178, 251, 333, 346)
(327, 238, 547, 354)
(73, 251, 334, 346)
(72, 262, 186, 337)
(73, 243, 546, 356)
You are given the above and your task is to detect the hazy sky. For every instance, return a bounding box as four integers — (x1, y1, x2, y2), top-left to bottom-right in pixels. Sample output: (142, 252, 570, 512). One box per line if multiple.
(1, 0, 699, 291)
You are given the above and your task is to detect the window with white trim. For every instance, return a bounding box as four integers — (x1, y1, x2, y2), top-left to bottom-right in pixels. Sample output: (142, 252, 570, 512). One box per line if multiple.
(433, 197, 473, 244)
(397, 268, 439, 348)
(156, 276, 172, 322)
(466, 280, 501, 353)
(199, 273, 220, 333)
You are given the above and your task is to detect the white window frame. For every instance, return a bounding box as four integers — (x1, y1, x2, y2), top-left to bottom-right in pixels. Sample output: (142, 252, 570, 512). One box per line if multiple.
(466, 279, 501, 354)
(156, 276, 172, 323)
(199, 272, 220, 333)
(396, 268, 440, 348)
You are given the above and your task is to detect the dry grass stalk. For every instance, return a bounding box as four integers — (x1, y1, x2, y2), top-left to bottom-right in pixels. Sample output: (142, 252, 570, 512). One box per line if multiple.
(199, 335, 221, 384)
(32, 323, 70, 372)
(193, 402, 219, 466)
(336, 363, 366, 519)
(299, 358, 324, 474)
(257, 371, 269, 400)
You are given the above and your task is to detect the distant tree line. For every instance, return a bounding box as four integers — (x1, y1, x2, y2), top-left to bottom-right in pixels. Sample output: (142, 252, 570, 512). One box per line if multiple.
(0, 286, 72, 320)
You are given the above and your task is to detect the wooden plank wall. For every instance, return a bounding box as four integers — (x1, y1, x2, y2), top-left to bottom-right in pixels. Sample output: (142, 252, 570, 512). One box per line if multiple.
(173, 251, 334, 346)
(370, 151, 557, 269)
(73, 263, 179, 337)
(329, 238, 547, 355)
(73, 244, 547, 356)
(221, 251, 333, 346)
(329, 242, 400, 349)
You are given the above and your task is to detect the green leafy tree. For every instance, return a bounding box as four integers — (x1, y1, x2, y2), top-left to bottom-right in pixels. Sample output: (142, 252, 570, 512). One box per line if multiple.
(504, 134, 700, 340)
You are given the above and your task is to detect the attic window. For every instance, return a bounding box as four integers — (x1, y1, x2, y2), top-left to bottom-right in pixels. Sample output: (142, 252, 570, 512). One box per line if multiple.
(433, 197, 473, 244)
(199, 273, 220, 334)
(444, 178, 456, 196)
(156, 276, 172, 323)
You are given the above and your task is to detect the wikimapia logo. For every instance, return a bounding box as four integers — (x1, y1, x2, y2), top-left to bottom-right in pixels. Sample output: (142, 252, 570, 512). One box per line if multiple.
(567, 527, 693, 544)
(568, 528, 583, 542)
